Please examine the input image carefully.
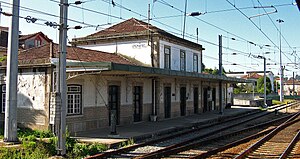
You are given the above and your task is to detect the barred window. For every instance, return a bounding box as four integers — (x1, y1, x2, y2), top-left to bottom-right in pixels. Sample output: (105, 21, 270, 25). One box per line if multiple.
(193, 54, 198, 72)
(1, 85, 5, 113)
(67, 85, 82, 115)
(180, 50, 186, 71)
(164, 46, 171, 69)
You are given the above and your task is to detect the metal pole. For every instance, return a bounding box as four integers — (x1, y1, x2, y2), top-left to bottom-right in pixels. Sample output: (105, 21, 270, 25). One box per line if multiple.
(196, 28, 198, 43)
(0, 2, 2, 25)
(293, 72, 295, 96)
(58, 0, 68, 155)
(4, 0, 19, 143)
(182, 0, 187, 39)
(277, 19, 284, 102)
(219, 35, 223, 114)
(263, 57, 267, 107)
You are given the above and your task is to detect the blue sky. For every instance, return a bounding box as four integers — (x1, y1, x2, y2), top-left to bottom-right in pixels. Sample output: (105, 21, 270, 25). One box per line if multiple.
(1, 0, 299, 77)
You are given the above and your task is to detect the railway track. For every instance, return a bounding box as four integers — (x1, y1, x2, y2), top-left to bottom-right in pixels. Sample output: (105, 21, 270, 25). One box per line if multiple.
(86, 101, 300, 159)
(146, 113, 297, 159)
(234, 111, 300, 159)
(190, 107, 300, 159)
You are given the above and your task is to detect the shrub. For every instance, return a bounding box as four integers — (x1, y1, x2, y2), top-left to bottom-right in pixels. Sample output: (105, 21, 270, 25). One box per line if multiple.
(88, 143, 108, 155)
(0, 142, 51, 159)
(18, 128, 54, 139)
(67, 143, 108, 158)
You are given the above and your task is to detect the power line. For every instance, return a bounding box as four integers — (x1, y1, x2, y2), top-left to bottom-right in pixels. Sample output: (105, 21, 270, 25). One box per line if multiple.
(225, 0, 294, 64)
(0, 1, 103, 28)
(2, 0, 294, 72)
(256, 0, 299, 61)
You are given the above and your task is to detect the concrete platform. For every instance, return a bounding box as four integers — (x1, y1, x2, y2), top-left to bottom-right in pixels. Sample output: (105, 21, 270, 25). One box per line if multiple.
(74, 106, 258, 147)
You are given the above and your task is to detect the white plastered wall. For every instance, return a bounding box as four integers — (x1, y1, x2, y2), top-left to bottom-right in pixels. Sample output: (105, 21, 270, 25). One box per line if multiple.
(79, 40, 152, 65)
(159, 40, 202, 72)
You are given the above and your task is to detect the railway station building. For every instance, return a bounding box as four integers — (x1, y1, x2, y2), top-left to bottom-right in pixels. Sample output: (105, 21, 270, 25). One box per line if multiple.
(0, 18, 249, 134)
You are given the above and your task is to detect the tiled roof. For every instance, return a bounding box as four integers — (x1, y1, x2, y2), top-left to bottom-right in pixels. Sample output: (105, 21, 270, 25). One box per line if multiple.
(19, 32, 52, 42)
(85, 18, 162, 38)
(3, 43, 135, 66)
(72, 18, 204, 51)
(241, 72, 262, 79)
(285, 79, 300, 85)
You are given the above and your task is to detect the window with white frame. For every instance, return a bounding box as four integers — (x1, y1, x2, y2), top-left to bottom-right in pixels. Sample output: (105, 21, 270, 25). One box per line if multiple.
(1, 85, 5, 113)
(67, 85, 82, 115)
(164, 46, 171, 69)
(193, 53, 198, 72)
(180, 50, 186, 71)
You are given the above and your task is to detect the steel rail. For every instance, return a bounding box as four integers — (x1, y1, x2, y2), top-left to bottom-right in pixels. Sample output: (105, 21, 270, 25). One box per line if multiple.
(86, 101, 298, 159)
(134, 110, 299, 159)
(189, 127, 275, 159)
(85, 108, 262, 159)
(278, 130, 300, 159)
(233, 111, 300, 159)
(190, 113, 299, 159)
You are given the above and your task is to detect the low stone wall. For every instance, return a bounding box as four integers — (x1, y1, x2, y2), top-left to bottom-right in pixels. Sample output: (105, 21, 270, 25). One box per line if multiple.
(233, 98, 264, 107)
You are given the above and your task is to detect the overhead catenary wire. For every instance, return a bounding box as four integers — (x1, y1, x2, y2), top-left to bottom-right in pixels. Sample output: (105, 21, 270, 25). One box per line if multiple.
(0, 1, 106, 29)
(68, 0, 268, 71)
(158, 0, 297, 73)
(51, 0, 295, 68)
(103, 0, 277, 68)
(1, 0, 296, 73)
(255, 0, 300, 62)
(1, 0, 262, 68)
(225, 0, 294, 64)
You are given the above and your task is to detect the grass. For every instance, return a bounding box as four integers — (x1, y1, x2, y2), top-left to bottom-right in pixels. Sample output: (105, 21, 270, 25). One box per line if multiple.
(0, 128, 109, 158)
(272, 99, 294, 105)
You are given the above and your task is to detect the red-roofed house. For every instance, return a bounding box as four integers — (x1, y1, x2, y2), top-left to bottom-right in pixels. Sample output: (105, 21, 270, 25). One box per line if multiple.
(283, 79, 300, 95)
(227, 71, 275, 92)
(19, 32, 52, 49)
(0, 28, 52, 49)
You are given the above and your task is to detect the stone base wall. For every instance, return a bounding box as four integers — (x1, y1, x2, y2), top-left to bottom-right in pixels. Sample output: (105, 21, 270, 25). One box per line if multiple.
(17, 108, 48, 130)
(67, 103, 154, 133)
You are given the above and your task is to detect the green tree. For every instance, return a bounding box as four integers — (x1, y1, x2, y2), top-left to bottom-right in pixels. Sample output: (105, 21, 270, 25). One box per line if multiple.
(203, 68, 213, 74)
(233, 83, 256, 94)
(204, 67, 226, 75)
(256, 76, 272, 94)
(201, 63, 205, 72)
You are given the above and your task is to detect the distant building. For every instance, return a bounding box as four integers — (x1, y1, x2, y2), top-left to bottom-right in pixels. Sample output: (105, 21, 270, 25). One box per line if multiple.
(19, 32, 52, 49)
(283, 79, 300, 95)
(227, 71, 274, 92)
(0, 28, 52, 49)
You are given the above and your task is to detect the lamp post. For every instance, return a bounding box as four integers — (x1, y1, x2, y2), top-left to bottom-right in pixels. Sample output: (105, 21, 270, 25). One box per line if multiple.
(257, 55, 267, 107)
(277, 19, 284, 102)
(182, 0, 187, 39)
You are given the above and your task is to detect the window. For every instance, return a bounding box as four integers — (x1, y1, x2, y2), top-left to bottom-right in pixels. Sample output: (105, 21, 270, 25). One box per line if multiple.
(133, 86, 142, 122)
(180, 50, 186, 71)
(1, 85, 5, 113)
(164, 46, 171, 69)
(67, 85, 82, 115)
(34, 39, 41, 47)
(193, 54, 198, 72)
(34, 37, 42, 47)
